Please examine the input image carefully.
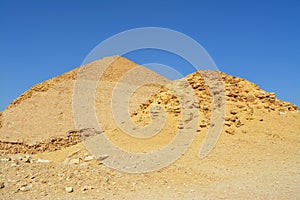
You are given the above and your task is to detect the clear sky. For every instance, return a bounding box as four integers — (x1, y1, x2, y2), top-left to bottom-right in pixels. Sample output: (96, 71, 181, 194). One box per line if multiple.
(0, 0, 299, 111)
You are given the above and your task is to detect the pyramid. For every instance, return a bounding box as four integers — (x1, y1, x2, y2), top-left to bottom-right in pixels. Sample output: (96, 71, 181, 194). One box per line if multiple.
(0, 56, 169, 153)
(0, 56, 299, 199)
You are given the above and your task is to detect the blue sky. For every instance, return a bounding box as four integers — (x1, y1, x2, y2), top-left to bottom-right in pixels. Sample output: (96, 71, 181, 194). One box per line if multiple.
(0, 0, 299, 111)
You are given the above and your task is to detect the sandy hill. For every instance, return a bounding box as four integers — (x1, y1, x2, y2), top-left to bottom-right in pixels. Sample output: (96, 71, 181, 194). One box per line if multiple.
(0, 56, 299, 199)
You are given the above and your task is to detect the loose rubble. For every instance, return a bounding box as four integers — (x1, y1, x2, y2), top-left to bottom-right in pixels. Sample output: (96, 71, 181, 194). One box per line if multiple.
(65, 186, 73, 193)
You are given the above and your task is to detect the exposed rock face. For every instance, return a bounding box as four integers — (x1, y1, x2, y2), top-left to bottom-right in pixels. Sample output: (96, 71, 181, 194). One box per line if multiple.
(132, 70, 297, 134)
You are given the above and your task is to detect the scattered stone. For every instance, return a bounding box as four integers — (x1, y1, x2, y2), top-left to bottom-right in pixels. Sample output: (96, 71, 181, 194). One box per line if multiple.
(269, 92, 276, 97)
(65, 186, 73, 193)
(245, 117, 254, 121)
(0, 158, 11, 162)
(81, 185, 92, 191)
(202, 106, 209, 111)
(19, 184, 32, 192)
(81, 186, 88, 191)
(193, 103, 200, 108)
(98, 155, 109, 161)
(183, 113, 193, 122)
(63, 157, 71, 166)
(174, 108, 181, 113)
(36, 159, 50, 163)
(256, 105, 262, 109)
(246, 94, 255, 102)
(225, 128, 235, 135)
(0, 182, 5, 189)
(230, 116, 238, 122)
(256, 91, 266, 99)
(178, 123, 184, 129)
(199, 124, 206, 128)
(80, 162, 89, 167)
(67, 149, 81, 158)
(230, 109, 238, 115)
(69, 158, 80, 165)
(269, 98, 276, 103)
(224, 122, 232, 127)
(235, 120, 244, 127)
(84, 156, 94, 162)
(40, 191, 48, 197)
(19, 156, 31, 163)
(41, 180, 47, 184)
(10, 163, 18, 167)
(236, 104, 245, 109)
(279, 111, 287, 115)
